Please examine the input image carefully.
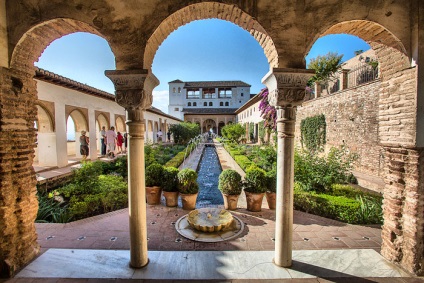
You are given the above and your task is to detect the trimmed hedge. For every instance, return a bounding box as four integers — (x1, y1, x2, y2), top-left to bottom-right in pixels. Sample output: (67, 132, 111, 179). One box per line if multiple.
(234, 155, 252, 171)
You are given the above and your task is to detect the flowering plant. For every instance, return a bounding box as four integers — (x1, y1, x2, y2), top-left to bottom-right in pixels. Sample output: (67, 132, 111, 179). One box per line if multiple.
(258, 88, 276, 130)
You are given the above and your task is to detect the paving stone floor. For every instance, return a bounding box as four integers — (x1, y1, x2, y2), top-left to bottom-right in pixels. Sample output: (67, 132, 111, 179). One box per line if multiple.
(35, 205, 382, 252)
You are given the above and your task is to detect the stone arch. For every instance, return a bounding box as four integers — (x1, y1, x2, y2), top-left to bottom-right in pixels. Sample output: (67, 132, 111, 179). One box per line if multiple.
(307, 20, 421, 274)
(115, 116, 126, 133)
(35, 104, 54, 133)
(307, 20, 410, 79)
(143, 2, 278, 70)
(67, 109, 88, 133)
(10, 18, 115, 75)
(96, 113, 110, 132)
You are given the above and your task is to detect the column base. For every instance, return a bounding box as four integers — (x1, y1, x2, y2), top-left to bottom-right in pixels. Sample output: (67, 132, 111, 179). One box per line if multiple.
(273, 257, 292, 268)
(129, 258, 149, 269)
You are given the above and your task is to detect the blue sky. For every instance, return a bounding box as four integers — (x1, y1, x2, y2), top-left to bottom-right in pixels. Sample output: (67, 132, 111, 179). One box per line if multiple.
(35, 19, 370, 114)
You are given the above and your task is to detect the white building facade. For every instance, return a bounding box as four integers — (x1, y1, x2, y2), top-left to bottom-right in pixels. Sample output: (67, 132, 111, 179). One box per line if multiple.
(168, 80, 252, 120)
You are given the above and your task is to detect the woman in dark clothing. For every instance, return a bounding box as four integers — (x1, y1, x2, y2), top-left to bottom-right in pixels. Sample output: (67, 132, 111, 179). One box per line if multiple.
(80, 130, 89, 161)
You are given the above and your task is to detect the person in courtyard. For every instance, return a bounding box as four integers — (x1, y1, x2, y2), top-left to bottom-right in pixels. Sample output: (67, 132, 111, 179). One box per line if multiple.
(80, 130, 89, 161)
(157, 129, 163, 142)
(167, 131, 171, 142)
(116, 132, 124, 154)
(106, 126, 117, 158)
(123, 132, 128, 153)
(100, 126, 106, 156)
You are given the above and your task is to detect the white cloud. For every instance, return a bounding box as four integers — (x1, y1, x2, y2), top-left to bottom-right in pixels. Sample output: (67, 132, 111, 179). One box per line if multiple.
(152, 90, 169, 114)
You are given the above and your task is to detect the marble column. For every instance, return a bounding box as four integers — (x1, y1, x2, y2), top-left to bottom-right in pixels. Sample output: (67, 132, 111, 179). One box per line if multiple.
(262, 68, 314, 267)
(105, 69, 159, 268)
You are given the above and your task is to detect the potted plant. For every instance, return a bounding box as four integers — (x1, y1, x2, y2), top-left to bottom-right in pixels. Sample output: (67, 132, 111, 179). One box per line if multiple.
(265, 169, 277, 210)
(177, 168, 199, 210)
(145, 163, 164, 205)
(243, 167, 267, 212)
(162, 166, 179, 207)
(218, 169, 242, 210)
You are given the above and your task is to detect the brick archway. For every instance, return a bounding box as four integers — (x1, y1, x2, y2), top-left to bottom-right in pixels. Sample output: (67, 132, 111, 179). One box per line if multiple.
(307, 20, 423, 274)
(1, 18, 116, 277)
(143, 2, 278, 70)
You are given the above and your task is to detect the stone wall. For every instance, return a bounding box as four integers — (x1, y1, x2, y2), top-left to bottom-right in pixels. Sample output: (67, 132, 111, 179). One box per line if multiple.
(0, 68, 39, 277)
(381, 147, 424, 275)
(295, 80, 383, 190)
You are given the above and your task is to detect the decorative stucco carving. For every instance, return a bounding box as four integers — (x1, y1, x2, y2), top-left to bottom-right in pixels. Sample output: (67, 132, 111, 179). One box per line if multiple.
(105, 69, 155, 110)
(262, 68, 315, 107)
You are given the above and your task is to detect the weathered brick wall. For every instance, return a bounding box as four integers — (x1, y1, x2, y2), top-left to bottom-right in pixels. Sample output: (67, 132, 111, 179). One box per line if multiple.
(0, 68, 39, 277)
(381, 147, 424, 275)
(295, 80, 384, 180)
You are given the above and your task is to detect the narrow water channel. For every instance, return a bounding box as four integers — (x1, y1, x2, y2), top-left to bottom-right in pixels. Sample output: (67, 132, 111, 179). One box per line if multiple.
(196, 145, 224, 206)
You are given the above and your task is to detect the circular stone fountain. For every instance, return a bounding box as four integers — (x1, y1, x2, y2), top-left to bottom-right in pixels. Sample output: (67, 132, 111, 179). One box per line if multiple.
(175, 208, 244, 242)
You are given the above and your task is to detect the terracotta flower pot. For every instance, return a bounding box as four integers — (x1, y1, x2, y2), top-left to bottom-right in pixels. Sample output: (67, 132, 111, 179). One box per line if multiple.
(146, 186, 162, 205)
(266, 192, 276, 210)
(245, 191, 265, 212)
(163, 191, 179, 207)
(223, 193, 240, 210)
(180, 193, 198, 210)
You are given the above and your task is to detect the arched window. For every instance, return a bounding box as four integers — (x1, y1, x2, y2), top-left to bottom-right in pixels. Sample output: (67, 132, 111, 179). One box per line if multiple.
(188, 102, 192, 106)
(193, 102, 197, 106)
(225, 102, 229, 106)
(220, 102, 223, 106)
(173, 87, 176, 93)
(178, 87, 181, 93)
(204, 102, 207, 106)
(209, 102, 213, 106)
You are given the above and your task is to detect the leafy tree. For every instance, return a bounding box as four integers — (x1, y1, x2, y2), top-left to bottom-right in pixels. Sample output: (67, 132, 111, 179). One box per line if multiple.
(221, 123, 245, 142)
(169, 122, 200, 144)
(307, 52, 343, 86)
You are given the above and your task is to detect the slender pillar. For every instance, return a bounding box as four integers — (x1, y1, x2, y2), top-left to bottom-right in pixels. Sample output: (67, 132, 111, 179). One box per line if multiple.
(54, 102, 68, 167)
(262, 68, 314, 267)
(106, 69, 159, 268)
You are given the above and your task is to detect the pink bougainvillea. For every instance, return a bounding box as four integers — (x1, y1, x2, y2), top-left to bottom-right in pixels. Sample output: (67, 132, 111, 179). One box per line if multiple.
(258, 88, 276, 131)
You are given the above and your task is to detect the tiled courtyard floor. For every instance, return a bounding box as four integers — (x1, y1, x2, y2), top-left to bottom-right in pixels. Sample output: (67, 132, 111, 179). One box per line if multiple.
(36, 205, 382, 252)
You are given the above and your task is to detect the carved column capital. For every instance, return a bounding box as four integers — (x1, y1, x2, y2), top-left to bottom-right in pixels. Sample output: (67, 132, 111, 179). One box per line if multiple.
(262, 68, 315, 107)
(105, 69, 159, 111)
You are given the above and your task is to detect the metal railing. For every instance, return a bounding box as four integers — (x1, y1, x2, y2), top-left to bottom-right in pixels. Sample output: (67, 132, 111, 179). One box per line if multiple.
(347, 63, 379, 88)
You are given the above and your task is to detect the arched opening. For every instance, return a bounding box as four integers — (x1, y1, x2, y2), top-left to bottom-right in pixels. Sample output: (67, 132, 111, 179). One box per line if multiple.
(115, 116, 126, 133)
(305, 20, 417, 272)
(218, 121, 225, 136)
(34, 104, 54, 166)
(144, 3, 278, 70)
(96, 113, 109, 155)
(67, 109, 88, 160)
(147, 120, 154, 143)
(203, 119, 216, 134)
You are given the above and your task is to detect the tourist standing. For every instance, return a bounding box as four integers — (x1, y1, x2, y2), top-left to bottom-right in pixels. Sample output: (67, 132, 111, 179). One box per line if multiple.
(100, 126, 106, 156)
(80, 130, 89, 161)
(106, 126, 117, 157)
(123, 132, 128, 153)
(116, 132, 124, 154)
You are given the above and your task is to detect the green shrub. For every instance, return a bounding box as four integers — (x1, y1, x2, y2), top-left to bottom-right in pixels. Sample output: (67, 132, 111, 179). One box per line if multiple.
(294, 146, 357, 192)
(265, 169, 277, 193)
(234, 155, 252, 171)
(355, 195, 383, 224)
(178, 168, 199, 194)
(36, 193, 72, 223)
(145, 163, 164, 187)
(243, 167, 267, 193)
(164, 151, 186, 168)
(300, 114, 326, 153)
(221, 123, 246, 142)
(169, 122, 200, 144)
(162, 166, 179, 192)
(218, 169, 242, 195)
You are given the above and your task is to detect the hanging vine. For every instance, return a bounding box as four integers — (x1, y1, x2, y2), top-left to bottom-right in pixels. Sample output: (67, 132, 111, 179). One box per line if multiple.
(300, 114, 326, 153)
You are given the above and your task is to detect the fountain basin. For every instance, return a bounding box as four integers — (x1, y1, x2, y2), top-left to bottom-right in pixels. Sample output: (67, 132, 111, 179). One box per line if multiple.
(187, 208, 233, 232)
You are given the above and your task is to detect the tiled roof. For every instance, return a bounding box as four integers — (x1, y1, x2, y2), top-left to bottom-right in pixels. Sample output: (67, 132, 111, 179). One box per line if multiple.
(184, 81, 251, 88)
(235, 93, 261, 113)
(168, 80, 251, 88)
(168, 79, 184, 83)
(35, 68, 182, 122)
(182, 108, 238, 115)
